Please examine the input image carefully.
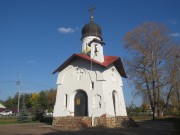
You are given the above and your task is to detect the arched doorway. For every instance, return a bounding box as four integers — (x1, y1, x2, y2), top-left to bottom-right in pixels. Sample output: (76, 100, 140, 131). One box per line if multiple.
(74, 90, 88, 116)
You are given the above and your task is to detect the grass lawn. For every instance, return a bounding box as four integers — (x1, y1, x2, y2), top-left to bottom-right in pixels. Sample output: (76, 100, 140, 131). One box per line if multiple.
(130, 115, 153, 120)
(0, 117, 39, 124)
(0, 116, 52, 125)
(0, 118, 17, 124)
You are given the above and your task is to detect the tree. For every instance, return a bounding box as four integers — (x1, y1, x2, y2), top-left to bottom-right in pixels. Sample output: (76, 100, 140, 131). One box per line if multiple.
(2, 88, 57, 119)
(29, 93, 39, 107)
(168, 45, 180, 115)
(126, 101, 136, 116)
(123, 22, 177, 119)
(29, 93, 44, 120)
(17, 94, 30, 122)
(39, 91, 48, 110)
(23, 93, 31, 109)
(3, 96, 17, 108)
(141, 102, 150, 112)
(47, 88, 56, 111)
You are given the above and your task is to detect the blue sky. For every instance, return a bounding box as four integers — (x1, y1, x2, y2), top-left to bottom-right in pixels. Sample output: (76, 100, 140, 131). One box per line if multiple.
(0, 0, 180, 106)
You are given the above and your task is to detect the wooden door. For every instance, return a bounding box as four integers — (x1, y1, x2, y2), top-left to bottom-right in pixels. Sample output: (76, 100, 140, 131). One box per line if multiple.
(74, 91, 88, 116)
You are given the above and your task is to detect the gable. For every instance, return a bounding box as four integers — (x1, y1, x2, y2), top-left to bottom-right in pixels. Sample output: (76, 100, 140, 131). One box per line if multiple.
(53, 53, 127, 78)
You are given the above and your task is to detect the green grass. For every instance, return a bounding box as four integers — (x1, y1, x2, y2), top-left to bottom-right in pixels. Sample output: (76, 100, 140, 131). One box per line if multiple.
(0, 116, 52, 125)
(0, 117, 39, 124)
(0, 118, 17, 124)
(129, 115, 153, 120)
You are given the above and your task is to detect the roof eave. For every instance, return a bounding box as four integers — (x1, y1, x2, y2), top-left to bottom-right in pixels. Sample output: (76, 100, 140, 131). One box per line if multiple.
(52, 54, 127, 78)
(52, 54, 76, 74)
(114, 58, 127, 78)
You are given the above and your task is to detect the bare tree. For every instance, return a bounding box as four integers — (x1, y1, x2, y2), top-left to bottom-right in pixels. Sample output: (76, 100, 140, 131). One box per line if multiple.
(123, 22, 177, 119)
(167, 45, 180, 114)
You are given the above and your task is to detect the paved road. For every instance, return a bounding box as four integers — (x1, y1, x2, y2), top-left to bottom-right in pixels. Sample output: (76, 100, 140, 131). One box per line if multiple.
(0, 120, 176, 135)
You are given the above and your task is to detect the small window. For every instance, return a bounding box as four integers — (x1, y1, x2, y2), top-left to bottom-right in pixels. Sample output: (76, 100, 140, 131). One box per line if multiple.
(91, 81, 94, 89)
(64, 94, 68, 108)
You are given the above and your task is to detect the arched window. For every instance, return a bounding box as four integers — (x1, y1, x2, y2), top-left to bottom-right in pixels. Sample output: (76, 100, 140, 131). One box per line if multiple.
(112, 90, 117, 116)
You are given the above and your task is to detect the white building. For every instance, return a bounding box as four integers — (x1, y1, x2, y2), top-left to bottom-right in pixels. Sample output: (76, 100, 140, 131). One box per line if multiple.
(53, 13, 127, 128)
(0, 103, 6, 109)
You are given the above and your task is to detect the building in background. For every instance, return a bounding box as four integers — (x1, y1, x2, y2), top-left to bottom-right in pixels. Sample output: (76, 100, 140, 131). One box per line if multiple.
(0, 103, 6, 109)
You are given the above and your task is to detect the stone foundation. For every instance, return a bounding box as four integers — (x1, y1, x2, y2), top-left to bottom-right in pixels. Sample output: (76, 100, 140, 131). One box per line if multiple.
(53, 116, 128, 129)
(94, 116, 128, 128)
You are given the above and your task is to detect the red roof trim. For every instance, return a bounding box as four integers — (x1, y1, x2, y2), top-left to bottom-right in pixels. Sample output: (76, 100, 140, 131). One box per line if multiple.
(53, 53, 127, 78)
(75, 53, 119, 67)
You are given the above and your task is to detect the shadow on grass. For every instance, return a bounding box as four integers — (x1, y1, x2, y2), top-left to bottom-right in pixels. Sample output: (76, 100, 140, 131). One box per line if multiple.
(156, 116, 180, 134)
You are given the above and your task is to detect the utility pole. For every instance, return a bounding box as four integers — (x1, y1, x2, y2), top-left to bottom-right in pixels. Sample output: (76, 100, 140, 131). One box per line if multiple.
(16, 72, 21, 116)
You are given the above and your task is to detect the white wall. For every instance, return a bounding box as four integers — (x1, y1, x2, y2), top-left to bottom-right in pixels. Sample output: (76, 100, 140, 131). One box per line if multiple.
(82, 36, 104, 63)
(103, 65, 127, 116)
(53, 59, 127, 117)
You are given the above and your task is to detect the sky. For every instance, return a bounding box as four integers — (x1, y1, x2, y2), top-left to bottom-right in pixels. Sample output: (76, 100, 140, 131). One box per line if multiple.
(0, 0, 180, 106)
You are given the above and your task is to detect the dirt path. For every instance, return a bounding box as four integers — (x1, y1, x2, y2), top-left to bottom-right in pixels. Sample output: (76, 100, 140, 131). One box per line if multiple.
(0, 120, 176, 135)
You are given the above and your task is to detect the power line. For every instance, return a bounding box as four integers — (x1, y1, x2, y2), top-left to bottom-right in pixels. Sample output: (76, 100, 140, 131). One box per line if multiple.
(0, 81, 55, 88)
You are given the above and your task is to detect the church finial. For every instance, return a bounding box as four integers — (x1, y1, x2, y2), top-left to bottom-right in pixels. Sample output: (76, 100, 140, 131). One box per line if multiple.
(88, 5, 96, 22)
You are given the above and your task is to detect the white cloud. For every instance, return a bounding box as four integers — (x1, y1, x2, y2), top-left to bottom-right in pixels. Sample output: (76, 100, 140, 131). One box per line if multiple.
(57, 27, 75, 34)
(169, 33, 180, 37)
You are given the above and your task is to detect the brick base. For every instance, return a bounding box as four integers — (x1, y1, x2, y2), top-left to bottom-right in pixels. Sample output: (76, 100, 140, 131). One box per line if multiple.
(52, 116, 85, 129)
(53, 116, 128, 129)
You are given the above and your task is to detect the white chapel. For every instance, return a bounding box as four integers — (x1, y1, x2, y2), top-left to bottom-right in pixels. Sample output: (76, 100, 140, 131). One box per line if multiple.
(53, 10, 127, 128)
